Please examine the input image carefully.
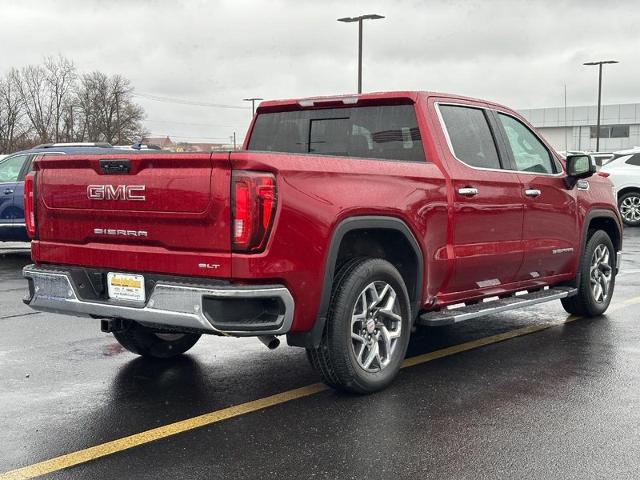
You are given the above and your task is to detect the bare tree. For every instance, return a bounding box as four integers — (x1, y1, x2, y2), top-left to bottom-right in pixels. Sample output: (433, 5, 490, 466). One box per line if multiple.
(44, 55, 76, 142)
(0, 73, 30, 153)
(10, 56, 77, 144)
(76, 72, 145, 144)
(1, 57, 146, 150)
(11, 65, 54, 143)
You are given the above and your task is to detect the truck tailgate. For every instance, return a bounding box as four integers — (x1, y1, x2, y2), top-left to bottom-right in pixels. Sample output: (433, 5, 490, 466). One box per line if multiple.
(32, 152, 232, 277)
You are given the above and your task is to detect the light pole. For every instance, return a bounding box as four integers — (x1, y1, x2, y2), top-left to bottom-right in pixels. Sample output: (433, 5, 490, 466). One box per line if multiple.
(337, 14, 385, 94)
(243, 97, 263, 116)
(583, 60, 619, 152)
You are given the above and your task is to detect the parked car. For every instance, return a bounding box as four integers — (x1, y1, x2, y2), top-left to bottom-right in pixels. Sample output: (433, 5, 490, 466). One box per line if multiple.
(583, 152, 614, 167)
(113, 143, 162, 151)
(0, 143, 118, 242)
(557, 150, 613, 168)
(611, 146, 640, 160)
(22, 91, 622, 393)
(600, 152, 640, 226)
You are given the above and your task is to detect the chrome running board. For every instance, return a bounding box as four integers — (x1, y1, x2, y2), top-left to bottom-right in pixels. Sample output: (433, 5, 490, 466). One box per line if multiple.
(417, 287, 578, 326)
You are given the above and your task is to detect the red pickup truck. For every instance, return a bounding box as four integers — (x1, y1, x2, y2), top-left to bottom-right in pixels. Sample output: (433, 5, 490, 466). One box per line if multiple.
(23, 91, 622, 393)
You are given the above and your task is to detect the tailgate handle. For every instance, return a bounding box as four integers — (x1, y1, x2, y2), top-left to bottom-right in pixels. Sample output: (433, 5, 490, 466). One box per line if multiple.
(100, 159, 130, 175)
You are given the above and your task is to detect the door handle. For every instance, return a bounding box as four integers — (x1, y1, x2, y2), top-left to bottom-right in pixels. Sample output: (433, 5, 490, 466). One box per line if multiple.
(457, 187, 479, 197)
(524, 189, 541, 198)
(3, 189, 14, 195)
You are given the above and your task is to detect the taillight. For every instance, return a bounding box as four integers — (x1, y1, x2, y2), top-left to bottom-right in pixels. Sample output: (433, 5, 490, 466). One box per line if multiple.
(232, 171, 277, 252)
(24, 172, 36, 238)
(597, 171, 610, 178)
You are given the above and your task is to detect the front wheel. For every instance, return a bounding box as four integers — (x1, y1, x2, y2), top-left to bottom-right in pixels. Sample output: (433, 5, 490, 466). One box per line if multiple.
(306, 258, 412, 394)
(561, 230, 616, 317)
(113, 322, 201, 358)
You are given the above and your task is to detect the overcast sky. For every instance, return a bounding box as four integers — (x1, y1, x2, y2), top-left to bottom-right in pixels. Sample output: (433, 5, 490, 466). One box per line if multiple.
(1, 0, 638, 143)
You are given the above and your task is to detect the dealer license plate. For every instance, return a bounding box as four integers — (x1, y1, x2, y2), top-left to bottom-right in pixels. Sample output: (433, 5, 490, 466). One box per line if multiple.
(107, 272, 145, 302)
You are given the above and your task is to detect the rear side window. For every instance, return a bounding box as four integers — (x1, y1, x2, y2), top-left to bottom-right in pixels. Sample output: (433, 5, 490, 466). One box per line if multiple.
(248, 105, 424, 162)
(439, 105, 501, 169)
(625, 154, 640, 166)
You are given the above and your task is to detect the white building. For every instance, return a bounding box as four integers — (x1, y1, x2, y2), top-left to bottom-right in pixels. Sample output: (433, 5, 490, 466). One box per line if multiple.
(518, 103, 640, 153)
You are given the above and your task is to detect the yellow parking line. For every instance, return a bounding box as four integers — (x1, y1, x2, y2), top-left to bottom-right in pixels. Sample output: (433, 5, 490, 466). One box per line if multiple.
(0, 384, 329, 480)
(2, 296, 639, 480)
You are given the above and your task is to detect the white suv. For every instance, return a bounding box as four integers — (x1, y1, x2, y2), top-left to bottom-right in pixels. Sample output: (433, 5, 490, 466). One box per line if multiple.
(600, 152, 640, 226)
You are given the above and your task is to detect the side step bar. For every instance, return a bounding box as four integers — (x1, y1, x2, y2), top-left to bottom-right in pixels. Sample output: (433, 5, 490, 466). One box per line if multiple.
(417, 287, 577, 326)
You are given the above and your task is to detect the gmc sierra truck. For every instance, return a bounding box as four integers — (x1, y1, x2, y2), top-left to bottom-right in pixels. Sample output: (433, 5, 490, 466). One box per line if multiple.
(22, 91, 622, 393)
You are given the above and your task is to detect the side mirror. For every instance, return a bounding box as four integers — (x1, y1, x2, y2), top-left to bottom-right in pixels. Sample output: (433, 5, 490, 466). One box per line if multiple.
(565, 154, 596, 188)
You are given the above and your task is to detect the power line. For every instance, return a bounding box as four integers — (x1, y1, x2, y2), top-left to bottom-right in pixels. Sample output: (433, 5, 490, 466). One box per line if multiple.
(145, 118, 246, 128)
(134, 92, 251, 110)
(147, 133, 238, 141)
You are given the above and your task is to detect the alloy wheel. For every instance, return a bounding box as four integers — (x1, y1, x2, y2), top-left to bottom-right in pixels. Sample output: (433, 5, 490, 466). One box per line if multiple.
(350, 281, 403, 373)
(620, 195, 640, 223)
(590, 244, 612, 303)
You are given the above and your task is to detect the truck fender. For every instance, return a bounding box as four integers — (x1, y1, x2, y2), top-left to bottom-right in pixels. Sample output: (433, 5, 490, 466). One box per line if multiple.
(287, 215, 423, 348)
(569, 208, 623, 288)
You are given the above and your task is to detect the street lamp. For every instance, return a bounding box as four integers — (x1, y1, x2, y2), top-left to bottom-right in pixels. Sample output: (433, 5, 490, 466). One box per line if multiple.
(243, 97, 263, 116)
(337, 14, 385, 94)
(583, 60, 619, 152)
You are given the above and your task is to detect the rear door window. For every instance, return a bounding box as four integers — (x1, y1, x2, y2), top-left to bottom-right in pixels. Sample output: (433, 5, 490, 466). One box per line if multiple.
(248, 105, 425, 162)
(438, 105, 501, 169)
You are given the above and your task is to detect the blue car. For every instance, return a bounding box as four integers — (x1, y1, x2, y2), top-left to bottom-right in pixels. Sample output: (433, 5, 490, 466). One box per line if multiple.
(0, 143, 119, 242)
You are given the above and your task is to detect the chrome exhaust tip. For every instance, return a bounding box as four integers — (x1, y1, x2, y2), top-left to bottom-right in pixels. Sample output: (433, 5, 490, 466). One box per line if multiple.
(257, 335, 280, 350)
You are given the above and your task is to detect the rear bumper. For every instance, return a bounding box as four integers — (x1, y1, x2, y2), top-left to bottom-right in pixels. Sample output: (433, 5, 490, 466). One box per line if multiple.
(22, 264, 294, 337)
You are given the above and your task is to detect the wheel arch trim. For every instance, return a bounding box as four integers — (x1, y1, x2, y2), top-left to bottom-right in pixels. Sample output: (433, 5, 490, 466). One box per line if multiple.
(288, 215, 424, 348)
(573, 209, 623, 288)
(583, 208, 623, 251)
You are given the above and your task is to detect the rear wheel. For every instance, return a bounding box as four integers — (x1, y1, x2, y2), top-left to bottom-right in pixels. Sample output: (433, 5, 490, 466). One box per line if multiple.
(618, 192, 640, 226)
(113, 322, 201, 358)
(306, 258, 412, 394)
(561, 230, 616, 317)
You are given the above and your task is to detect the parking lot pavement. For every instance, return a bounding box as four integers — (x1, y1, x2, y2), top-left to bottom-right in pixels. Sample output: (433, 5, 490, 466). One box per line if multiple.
(1, 230, 640, 479)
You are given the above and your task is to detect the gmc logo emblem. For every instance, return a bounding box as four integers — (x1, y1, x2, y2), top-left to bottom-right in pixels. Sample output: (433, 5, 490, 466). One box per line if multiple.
(87, 185, 146, 201)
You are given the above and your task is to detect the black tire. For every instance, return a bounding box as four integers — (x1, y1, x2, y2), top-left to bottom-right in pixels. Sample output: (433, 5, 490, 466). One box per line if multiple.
(306, 258, 412, 394)
(113, 322, 201, 358)
(561, 230, 616, 317)
(618, 192, 640, 226)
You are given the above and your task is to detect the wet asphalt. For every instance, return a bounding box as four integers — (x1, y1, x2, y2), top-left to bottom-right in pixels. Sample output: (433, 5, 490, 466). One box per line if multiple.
(0, 230, 639, 479)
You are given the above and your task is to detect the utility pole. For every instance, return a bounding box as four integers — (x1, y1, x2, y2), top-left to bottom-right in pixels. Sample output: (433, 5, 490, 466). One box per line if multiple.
(337, 14, 385, 93)
(233, 132, 236, 150)
(243, 97, 263, 116)
(583, 60, 619, 152)
(564, 84, 567, 153)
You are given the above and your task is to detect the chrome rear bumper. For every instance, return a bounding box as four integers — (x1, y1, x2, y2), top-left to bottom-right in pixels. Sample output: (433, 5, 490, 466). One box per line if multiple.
(23, 265, 294, 336)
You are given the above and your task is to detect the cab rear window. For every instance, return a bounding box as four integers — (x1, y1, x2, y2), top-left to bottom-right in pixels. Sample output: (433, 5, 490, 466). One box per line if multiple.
(247, 105, 425, 162)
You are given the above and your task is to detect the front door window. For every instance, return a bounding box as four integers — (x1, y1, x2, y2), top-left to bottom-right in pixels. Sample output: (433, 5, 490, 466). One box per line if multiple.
(0, 155, 28, 183)
(497, 114, 555, 174)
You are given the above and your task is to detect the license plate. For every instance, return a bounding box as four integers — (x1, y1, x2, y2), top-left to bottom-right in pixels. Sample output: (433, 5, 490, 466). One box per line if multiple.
(107, 272, 145, 302)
